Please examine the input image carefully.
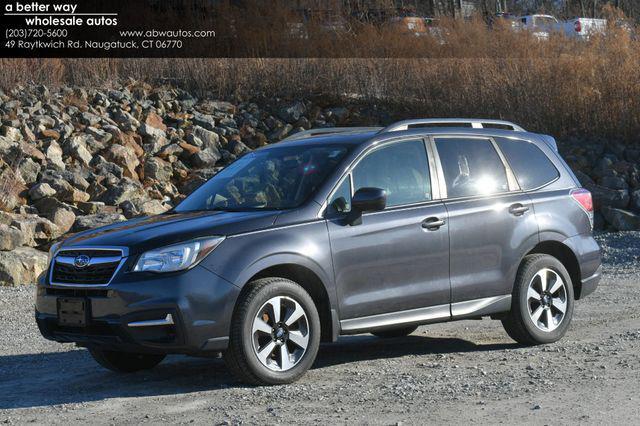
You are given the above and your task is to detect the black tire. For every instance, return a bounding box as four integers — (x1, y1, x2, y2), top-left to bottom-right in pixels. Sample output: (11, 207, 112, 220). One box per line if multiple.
(88, 348, 165, 373)
(224, 277, 321, 385)
(502, 254, 574, 346)
(372, 326, 418, 339)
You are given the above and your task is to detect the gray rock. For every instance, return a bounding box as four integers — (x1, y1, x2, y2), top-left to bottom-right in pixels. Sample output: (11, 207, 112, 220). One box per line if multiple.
(0, 224, 23, 251)
(192, 112, 216, 130)
(270, 124, 293, 141)
(278, 101, 306, 123)
(0, 212, 60, 246)
(630, 189, 640, 213)
(2, 126, 22, 141)
(121, 198, 168, 218)
(601, 207, 640, 231)
(73, 213, 126, 232)
(103, 143, 140, 178)
(63, 136, 93, 166)
(600, 176, 629, 190)
(45, 141, 65, 170)
(190, 148, 221, 168)
(17, 158, 40, 185)
(144, 157, 173, 182)
(0, 246, 48, 285)
(192, 126, 220, 149)
(227, 139, 250, 156)
(33, 197, 76, 234)
(98, 178, 144, 205)
(28, 183, 56, 201)
(79, 111, 101, 126)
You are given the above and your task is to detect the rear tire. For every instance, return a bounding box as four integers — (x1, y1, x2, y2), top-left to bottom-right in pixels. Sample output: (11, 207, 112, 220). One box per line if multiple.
(88, 348, 165, 373)
(224, 277, 321, 385)
(372, 326, 418, 338)
(502, 254, 574, 345)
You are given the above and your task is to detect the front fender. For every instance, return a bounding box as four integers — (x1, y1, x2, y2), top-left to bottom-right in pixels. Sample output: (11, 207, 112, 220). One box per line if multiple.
(199, 220, 336, 305)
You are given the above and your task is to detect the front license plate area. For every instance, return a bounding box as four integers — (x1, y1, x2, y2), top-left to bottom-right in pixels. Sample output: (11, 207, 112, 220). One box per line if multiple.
(57, 298, 88, 327)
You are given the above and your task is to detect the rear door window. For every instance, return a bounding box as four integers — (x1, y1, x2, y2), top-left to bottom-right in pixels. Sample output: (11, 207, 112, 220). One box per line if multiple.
(495, 137, 559, 190)
(434, 137, 509, 198)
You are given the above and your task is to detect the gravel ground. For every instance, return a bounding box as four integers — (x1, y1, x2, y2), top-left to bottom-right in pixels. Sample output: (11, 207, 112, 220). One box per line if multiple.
(1, 232, 639, 425)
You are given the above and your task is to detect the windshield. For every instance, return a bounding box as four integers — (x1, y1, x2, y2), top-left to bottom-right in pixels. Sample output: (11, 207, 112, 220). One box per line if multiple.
(175, 144, 351, 212)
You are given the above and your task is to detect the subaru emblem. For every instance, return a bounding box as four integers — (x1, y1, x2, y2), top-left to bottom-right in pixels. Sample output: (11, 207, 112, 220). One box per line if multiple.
(74, 255, 91, 269)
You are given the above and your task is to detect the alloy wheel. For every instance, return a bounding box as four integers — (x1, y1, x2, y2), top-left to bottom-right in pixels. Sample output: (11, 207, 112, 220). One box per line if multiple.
(527, 268, 568, 332)
(251, 296, 310, 371)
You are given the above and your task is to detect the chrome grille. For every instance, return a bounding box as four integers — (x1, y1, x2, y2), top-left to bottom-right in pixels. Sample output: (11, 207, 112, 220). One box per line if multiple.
(50, 249, 124, 286)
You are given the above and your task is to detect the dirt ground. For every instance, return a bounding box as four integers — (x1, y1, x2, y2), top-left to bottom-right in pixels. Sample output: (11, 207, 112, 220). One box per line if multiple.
(1, 232, 639, 425)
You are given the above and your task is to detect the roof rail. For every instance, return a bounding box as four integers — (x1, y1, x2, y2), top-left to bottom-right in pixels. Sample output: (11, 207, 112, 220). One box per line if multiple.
(380, 119, 526, 133)
(283, 127, 382, 142)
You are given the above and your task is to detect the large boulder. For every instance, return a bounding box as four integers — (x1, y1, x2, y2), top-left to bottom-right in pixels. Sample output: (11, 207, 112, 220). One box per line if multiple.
(103, 143, 140, 179)
(192, 126, 220, 149)
(278, 101, 306, 123)
(144, 157, 173, 182)
(73, 213, 126, 232)
(98, 177, 145, 205)
(601, 207, 640, 231)
(0, 246, 48, 285)
(33, 197, 76, 234)
(28, 182, 56, 201)
(45, 140, 65, 170)
(0, 212, 60, 246)
(0, 224, 23, 251)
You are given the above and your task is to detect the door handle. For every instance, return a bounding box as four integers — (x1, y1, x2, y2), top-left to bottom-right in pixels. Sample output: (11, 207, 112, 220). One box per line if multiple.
(422, 217, 445, 230)
(509, 203, 530, 216)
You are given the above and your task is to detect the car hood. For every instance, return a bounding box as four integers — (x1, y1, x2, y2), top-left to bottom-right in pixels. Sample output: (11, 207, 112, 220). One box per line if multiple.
(60, 210, 279, 255)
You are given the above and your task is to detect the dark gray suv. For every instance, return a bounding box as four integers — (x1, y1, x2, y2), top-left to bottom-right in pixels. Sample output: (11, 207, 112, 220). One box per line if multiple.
(36, 119, 602, 385)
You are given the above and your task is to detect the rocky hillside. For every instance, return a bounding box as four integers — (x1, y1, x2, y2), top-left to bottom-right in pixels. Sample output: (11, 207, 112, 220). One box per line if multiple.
(0, 82, 638, 285)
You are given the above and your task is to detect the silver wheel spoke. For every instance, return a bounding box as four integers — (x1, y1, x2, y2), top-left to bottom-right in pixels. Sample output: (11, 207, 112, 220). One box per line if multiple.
(545, 308, 554, 330)
(268, 297, 282, 323)
(531, 306, 544, 323)
(553, 297, 567, 314)
(548, 277, 564, 295)
(257, 341, 276, 365)
(288, 330, 309, 349)
(280, 344, 293, 370)
(252, 318, 273, 335)
(527, 286, 541, 301)
(537, 270, 548, 292)
(284, 302, 305, 327)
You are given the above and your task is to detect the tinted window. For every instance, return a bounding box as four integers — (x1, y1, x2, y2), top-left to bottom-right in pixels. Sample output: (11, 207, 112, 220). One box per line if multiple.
(352, 140, 431, 207)
(328, 177, 351, 214)
(175, 144, 350, 212)
(435, 138, 509, 198)
(496, 137, 559, 190)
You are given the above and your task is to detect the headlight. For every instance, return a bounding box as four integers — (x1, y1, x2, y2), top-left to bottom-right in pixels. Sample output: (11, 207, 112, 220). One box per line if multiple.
(133, 236, 225, 273)
(48, 241, 61, 265)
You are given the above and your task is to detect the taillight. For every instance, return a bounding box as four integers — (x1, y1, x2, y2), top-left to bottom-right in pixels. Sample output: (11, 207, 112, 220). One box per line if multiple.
(571, 188, 594, 229)
(571, 188, 593, 212)
(574, 20, 582, 33)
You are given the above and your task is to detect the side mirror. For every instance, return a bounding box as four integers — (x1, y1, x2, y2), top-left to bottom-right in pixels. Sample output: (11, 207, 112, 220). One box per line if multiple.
(346, 187, 386, 225)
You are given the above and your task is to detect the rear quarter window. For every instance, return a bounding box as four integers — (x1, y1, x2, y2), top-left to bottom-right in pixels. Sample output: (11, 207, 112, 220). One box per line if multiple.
(496, 137, 559, 190)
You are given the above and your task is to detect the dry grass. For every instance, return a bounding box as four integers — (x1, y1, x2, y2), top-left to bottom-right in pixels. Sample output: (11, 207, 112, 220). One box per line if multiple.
(1, 16, 639, 142)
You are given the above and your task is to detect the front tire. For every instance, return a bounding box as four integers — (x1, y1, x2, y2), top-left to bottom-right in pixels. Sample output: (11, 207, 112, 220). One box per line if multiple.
(224, 278, 321, 385)
(88, 348, 165, 373)
(502, 254, 574, 345)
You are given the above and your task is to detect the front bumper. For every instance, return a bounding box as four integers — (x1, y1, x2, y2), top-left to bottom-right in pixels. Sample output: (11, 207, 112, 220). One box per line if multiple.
(35, 265, 240, 354)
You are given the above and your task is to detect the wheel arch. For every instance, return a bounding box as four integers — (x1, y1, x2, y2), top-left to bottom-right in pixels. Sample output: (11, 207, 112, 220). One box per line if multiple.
(526, 240, 583, 299)
(237, 261, 338, 342)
